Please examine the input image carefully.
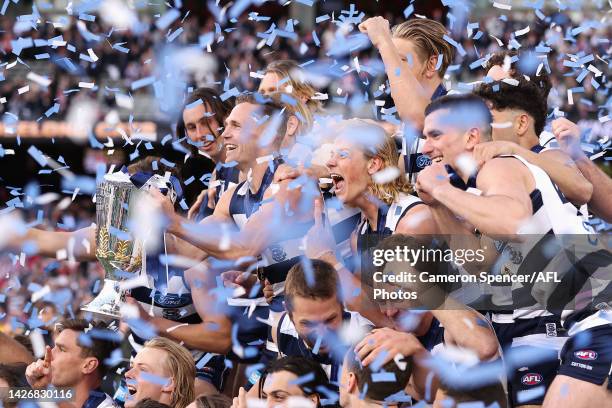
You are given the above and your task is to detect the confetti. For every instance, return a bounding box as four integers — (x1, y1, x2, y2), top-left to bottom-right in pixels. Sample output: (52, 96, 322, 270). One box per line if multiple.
(372, 167, 400, 184)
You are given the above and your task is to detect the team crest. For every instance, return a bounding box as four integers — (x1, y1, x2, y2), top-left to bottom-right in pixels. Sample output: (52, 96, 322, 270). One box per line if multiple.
(270, 245, 287, 262)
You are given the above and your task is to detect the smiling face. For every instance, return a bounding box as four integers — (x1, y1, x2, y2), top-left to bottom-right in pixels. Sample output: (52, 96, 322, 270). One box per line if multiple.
(221, 102, 262, 170)
(289, 295, 343, 353)
(124, 347, 173, 408)
(262, 370, 316, 408)
(326, 138, 376, 207)
(182, 102, 224, 160)
(422, 108, 479, 167)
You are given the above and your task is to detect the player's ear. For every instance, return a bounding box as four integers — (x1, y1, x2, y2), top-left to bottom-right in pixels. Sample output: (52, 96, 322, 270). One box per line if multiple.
(367, 156, 383, 175)
(424, 54, 439, 79)
(82, 357, 99, 375)
(161, 377, 175, 394)
(465, 127, 481, 150)
(348, 372, 358, 393)
(516, 113, 530, 137)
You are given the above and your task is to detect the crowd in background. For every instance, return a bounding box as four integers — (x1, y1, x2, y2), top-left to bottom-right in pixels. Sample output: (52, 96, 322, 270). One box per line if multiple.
(0, 5, 610, 135)
(0, 1, 610, 408)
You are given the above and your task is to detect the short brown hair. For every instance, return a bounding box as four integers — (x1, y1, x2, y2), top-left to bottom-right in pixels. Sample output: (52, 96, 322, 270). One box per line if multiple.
(55, 319, 120, 379)
(344, 346, 412, 402)
(284, 259, 340, 313)
(193, 393, 232, 408)
(143, 337, 195, 408)
(425, 94, 493, 141)
(392, 19, 454, 78)
(133, 398, 172, 408)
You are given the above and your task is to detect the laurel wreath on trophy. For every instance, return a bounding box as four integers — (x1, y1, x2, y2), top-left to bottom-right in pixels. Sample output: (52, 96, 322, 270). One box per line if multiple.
(96, 227, 142, 270)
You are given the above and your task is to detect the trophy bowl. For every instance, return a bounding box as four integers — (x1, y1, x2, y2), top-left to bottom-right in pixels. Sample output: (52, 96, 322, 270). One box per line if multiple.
(81, 173, 145, 319)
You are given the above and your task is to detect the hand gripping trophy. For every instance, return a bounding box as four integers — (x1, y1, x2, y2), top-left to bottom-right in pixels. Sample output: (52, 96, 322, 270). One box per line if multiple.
(81, 170, 178, 319)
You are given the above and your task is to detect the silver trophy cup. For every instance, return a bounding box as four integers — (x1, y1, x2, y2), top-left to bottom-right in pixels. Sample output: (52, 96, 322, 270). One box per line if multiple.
(81, 173, 145, 319)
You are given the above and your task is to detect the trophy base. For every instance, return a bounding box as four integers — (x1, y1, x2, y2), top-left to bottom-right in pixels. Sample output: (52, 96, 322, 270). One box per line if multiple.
(81, 279, 123, 321)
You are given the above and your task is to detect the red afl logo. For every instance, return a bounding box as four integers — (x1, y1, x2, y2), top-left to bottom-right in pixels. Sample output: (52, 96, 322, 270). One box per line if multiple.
(521, 373, 543, 386)
(574, 350, 598, 360)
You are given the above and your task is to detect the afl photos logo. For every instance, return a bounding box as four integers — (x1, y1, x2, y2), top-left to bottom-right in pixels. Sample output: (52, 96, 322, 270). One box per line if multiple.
(574, 350, 598, 361)
(521, 373, 543, 386)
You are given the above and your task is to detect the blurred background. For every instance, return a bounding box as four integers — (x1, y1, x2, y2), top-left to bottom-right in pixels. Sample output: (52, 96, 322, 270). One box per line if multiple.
(0, 0, 610, 333)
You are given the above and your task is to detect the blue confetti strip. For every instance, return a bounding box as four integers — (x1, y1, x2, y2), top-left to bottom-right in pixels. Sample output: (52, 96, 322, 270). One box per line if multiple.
(27, 145, 48, 167)
(156, 8, 180, 30)
(131, 76, 156, 91)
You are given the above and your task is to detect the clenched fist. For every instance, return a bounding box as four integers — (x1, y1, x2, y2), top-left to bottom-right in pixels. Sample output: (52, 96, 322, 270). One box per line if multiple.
(358, 17, 393, 48)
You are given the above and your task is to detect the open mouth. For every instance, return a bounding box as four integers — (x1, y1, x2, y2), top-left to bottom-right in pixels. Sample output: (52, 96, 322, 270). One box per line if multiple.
(431, 156, 443, 164)
(330, 173, 345, 193)
(202, 140, 214, 149)
(127, 384, 137, 396)
(226, 144, 238, 152)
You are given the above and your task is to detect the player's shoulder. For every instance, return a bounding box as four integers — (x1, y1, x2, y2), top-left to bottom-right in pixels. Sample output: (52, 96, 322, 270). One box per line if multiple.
(479, 156, 529, 178)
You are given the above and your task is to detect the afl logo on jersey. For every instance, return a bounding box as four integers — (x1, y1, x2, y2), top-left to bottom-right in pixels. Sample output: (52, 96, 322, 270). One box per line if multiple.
(416, 155, 431, 169)
(574, 350, 597, 361)
(521, 373, 543, 386)
(270, 245, 287, 262)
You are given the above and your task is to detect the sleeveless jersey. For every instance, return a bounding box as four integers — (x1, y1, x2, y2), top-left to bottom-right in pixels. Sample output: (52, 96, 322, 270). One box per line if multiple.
(447, 155, 594, 344)
(356, 193, 424, 252)
(356, 193, 424, 278)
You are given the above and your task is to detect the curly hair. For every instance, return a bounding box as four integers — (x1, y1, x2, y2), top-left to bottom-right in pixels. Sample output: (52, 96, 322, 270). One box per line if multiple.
(484, 50, 552, 101)
(474, 77, 547, 135)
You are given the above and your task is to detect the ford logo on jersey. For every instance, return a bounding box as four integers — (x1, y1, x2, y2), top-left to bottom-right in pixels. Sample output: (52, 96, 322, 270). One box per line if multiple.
(574, 350, 598, 360)
(154, 293, 190, 308)
(521, 373, 543, 386)
(416, 154, 431, 169)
